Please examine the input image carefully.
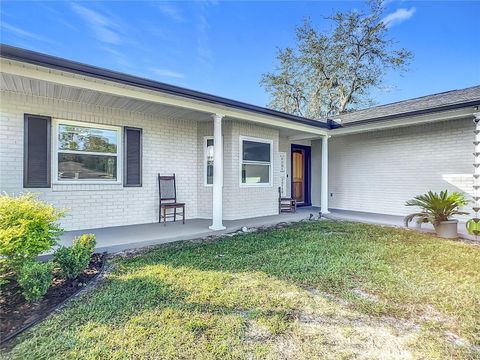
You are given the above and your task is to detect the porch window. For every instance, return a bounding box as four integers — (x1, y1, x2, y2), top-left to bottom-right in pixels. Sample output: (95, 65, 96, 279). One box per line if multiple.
(240, 137, 272, 186)
(53, 120, 121, 183)
(205, 137, 214, 185)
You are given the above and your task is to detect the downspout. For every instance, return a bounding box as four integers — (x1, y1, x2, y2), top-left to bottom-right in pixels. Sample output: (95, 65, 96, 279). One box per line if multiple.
(468, 112, 480, 237)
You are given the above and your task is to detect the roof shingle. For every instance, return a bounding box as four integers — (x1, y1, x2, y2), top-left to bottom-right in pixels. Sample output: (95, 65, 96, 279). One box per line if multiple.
(334, 85, 480, 125)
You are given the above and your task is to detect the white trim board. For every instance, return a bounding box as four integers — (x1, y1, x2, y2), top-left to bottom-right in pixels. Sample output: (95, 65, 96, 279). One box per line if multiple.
(51, 118, 123, 185)
(239, 135, 274, 188)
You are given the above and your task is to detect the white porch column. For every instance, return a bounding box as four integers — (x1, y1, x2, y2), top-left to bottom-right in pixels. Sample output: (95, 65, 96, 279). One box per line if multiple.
(209, 114, 226, 230)
(321, 135, 330, 214)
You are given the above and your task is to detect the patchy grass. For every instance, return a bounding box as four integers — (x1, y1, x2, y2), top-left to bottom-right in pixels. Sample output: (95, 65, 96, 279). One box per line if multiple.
(3, 221, 479, 359)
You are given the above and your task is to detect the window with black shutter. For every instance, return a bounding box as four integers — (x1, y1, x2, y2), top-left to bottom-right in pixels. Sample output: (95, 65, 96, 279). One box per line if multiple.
(124, 127, 142, 187)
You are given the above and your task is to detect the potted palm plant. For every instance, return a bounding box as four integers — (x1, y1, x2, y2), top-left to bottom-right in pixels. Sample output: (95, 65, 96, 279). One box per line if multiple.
(404, 190, 469, 239)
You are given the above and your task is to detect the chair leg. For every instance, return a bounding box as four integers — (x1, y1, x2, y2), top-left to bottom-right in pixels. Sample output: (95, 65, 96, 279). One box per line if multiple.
(174, 207, 177, 222)
(182, 205, 185, 224)
(163, 207, 167, 226)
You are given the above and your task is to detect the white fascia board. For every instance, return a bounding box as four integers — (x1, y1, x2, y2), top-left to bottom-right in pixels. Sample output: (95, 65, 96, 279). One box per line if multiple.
(328, 107, 475, 136)
(288, 134, 323, 141)
(1, 60, 328, 136)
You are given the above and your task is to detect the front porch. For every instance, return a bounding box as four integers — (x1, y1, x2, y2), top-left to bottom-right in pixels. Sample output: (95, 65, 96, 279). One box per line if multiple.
(60, 207, 476, 254)
(61, 207, 322, 253)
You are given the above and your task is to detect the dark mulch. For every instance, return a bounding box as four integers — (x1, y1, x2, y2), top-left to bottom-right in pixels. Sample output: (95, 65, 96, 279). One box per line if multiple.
(0, 253, 105, 342)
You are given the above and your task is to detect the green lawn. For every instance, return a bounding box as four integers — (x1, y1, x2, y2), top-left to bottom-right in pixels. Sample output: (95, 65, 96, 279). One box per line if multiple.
(3, 221, 479, 359)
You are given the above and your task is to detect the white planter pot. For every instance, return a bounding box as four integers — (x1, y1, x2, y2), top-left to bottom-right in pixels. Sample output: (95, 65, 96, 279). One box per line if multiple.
(433, 220, 458, 239)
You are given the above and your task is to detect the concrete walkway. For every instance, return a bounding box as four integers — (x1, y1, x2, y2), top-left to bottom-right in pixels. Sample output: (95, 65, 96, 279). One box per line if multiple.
(326, 209, 476, 241)
(61, 207, 322, 253)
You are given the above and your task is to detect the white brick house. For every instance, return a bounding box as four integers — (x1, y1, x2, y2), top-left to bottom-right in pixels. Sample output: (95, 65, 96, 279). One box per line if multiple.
(1, 45, 479, 231)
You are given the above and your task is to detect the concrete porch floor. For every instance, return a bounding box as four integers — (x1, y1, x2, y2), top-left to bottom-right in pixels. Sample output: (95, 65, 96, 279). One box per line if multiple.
(325, 209, 475, 241)
(60, 207, 477, 255)
(61, 207, 323, 253)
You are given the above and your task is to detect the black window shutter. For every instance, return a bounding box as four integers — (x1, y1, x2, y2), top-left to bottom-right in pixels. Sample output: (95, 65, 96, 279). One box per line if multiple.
(24, 114, 51, 188)
(124, 127, 142, 187)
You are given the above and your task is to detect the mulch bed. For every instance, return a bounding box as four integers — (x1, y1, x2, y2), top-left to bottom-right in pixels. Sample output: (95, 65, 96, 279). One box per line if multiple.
(0, 253, 106, 344)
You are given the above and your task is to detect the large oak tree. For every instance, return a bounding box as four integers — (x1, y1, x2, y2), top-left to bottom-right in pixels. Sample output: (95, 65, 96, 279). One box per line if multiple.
(261, 1, 412, 119)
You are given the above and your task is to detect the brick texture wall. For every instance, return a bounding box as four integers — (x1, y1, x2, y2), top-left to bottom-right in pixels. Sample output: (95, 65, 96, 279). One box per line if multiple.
(0, 91, 284, 230)
(197, 119, 281, 220)
(196, 121, 214, 219)
(329, 118, 473, 217)
(223, 120, 280, 220)
(0, 91, 199, 230)
(2, 90, 471, 229)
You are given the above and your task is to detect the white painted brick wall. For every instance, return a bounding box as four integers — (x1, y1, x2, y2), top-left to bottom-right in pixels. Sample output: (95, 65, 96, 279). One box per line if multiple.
(196, 121, 214, 219)
(3, 89, 471, 230)
(223, 120, 280, 220)
(0, 91, 199, 230)
(329, 118, 473, 217)
(0, 91, 285, 230)
(197, 119, 281, 220)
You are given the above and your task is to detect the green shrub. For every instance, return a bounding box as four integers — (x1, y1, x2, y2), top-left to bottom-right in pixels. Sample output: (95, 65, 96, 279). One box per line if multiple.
(16, 260, 54, 301)
(73, 233, 96, 254)
(0, 193, 64, 270)
(54, 234, 96, 280)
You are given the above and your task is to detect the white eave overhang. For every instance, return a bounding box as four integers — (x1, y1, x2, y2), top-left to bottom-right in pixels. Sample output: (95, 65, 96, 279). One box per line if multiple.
(329, 106, 477, 136)
(287, 105, 478, 141)
(0, 59, 329, 136)
(1, 47, 478, 140)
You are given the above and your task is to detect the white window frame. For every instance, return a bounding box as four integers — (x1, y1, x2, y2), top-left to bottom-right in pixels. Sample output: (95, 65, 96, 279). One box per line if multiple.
(204, 136, 214, 187)
(52, 119, 122, 185)
(204, 136, 224, 187)
(239, 136, 273, 187)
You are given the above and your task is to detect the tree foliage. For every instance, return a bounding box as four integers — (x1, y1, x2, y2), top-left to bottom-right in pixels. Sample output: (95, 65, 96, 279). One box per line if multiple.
(261, 0, 413, 119)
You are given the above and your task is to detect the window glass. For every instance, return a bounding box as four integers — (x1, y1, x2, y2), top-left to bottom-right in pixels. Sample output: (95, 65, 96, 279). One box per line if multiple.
(206, 138, 214, 185)
(55, 121, 120, 182)
(242, 140, 270, 162)
(58, 125, 117, 153)
(240, 138, 271, 185)
(242, 164, 270, 184)
(58, 153, 117, 180)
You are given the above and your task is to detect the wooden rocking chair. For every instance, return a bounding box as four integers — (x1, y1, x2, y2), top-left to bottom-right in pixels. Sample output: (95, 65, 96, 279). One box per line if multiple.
(158, 174, 185, 225)
(279, 186, 296, 213)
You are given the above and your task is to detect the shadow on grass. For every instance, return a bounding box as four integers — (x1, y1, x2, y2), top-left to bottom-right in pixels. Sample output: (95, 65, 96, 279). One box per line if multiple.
(5, 221, 480, 359)
(6, 265, 315, 359)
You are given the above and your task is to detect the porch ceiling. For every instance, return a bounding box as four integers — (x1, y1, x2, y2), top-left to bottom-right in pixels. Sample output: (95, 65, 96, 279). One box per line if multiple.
(0, 72, 317, 137)
(0, 73, 214, 122)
